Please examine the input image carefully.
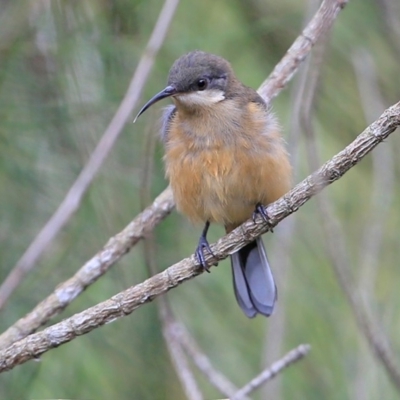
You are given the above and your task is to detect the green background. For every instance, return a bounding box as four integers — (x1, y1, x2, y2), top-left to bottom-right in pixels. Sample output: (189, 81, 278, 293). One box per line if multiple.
(0, 0, 399, 399)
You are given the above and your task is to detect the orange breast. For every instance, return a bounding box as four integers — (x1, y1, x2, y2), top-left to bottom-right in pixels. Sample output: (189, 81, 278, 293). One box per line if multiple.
(164, 101, 292, 228)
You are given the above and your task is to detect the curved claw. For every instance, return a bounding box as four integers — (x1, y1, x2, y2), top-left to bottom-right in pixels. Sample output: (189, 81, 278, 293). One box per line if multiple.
(253, 203, 274, 232)
(195, 237, 215, 272)
(195, 221, 218, 272)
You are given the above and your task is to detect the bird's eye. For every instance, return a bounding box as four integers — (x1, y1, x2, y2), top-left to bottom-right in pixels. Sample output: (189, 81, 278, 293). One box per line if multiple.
(196, 79, 208, 91)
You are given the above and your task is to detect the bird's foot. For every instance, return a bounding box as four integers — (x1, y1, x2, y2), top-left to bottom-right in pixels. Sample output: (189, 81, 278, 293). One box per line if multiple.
(252, 203, 274, 232)
(195, 236, 217, 273)
(195, 221, 218, 272)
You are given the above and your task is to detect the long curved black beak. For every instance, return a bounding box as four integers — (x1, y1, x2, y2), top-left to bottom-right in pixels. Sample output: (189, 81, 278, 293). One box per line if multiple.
(134, 85, 177, 122)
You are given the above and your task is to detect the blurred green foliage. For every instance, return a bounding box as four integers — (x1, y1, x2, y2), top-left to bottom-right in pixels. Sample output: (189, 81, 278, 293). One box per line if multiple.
(0, 0, 399, 399)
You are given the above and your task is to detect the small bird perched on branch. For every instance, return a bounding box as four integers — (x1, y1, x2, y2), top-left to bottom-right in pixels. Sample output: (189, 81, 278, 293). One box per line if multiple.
(135, 51, 292, 318)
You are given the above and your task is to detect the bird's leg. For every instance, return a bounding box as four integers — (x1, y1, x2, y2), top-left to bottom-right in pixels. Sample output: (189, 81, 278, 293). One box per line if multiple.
(252, 203, 274, 232)
(195, 221, 217, 272)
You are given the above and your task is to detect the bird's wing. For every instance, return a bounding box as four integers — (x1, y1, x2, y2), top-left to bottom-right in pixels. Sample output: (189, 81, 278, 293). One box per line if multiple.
(245, 86, 274, 113)
(160, 105, 177, 143)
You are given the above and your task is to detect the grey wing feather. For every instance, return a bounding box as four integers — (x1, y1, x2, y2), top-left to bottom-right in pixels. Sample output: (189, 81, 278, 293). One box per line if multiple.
(160, 105, 176, 143)
(231, 251, 258, 318)
(231, 237, 277, 318)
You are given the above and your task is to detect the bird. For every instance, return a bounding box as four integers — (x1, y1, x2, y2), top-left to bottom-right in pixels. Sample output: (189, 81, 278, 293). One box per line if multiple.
(135, 50, 292, 318)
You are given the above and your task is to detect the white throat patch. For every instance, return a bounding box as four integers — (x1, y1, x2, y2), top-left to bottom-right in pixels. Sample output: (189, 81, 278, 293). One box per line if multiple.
(175, 90, 225, 107)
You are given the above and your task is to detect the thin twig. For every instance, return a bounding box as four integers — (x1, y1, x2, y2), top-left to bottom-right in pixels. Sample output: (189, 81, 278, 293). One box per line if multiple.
(162, 328, 203, 400)
(232, 344, 311, 400)
(0, 0, 348, 348)
(0, 0, 180, 310)
(176, 324, 242, 399)
(157, 292, 203, 400)
(258, 0, 348, 103)
(0, 101, 399, 373)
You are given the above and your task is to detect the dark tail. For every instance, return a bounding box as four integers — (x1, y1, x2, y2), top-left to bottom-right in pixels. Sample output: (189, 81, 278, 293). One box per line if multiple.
(230, 237, 277, 318)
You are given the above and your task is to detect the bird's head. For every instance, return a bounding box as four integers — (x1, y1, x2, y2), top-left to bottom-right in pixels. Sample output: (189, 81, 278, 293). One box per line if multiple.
(134, 51, 238, 121)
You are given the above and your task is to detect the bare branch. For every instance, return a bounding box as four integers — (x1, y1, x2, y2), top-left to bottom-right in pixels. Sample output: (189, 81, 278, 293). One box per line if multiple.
(176, 324, 242, 398)
(232, 344, 311, 400)
(0, 187, 174, 349)
(0, 102, 399, 373)
(0, 0, 180, 310)
(162, 320, 203, 400)
(258, 0, 348, 102)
